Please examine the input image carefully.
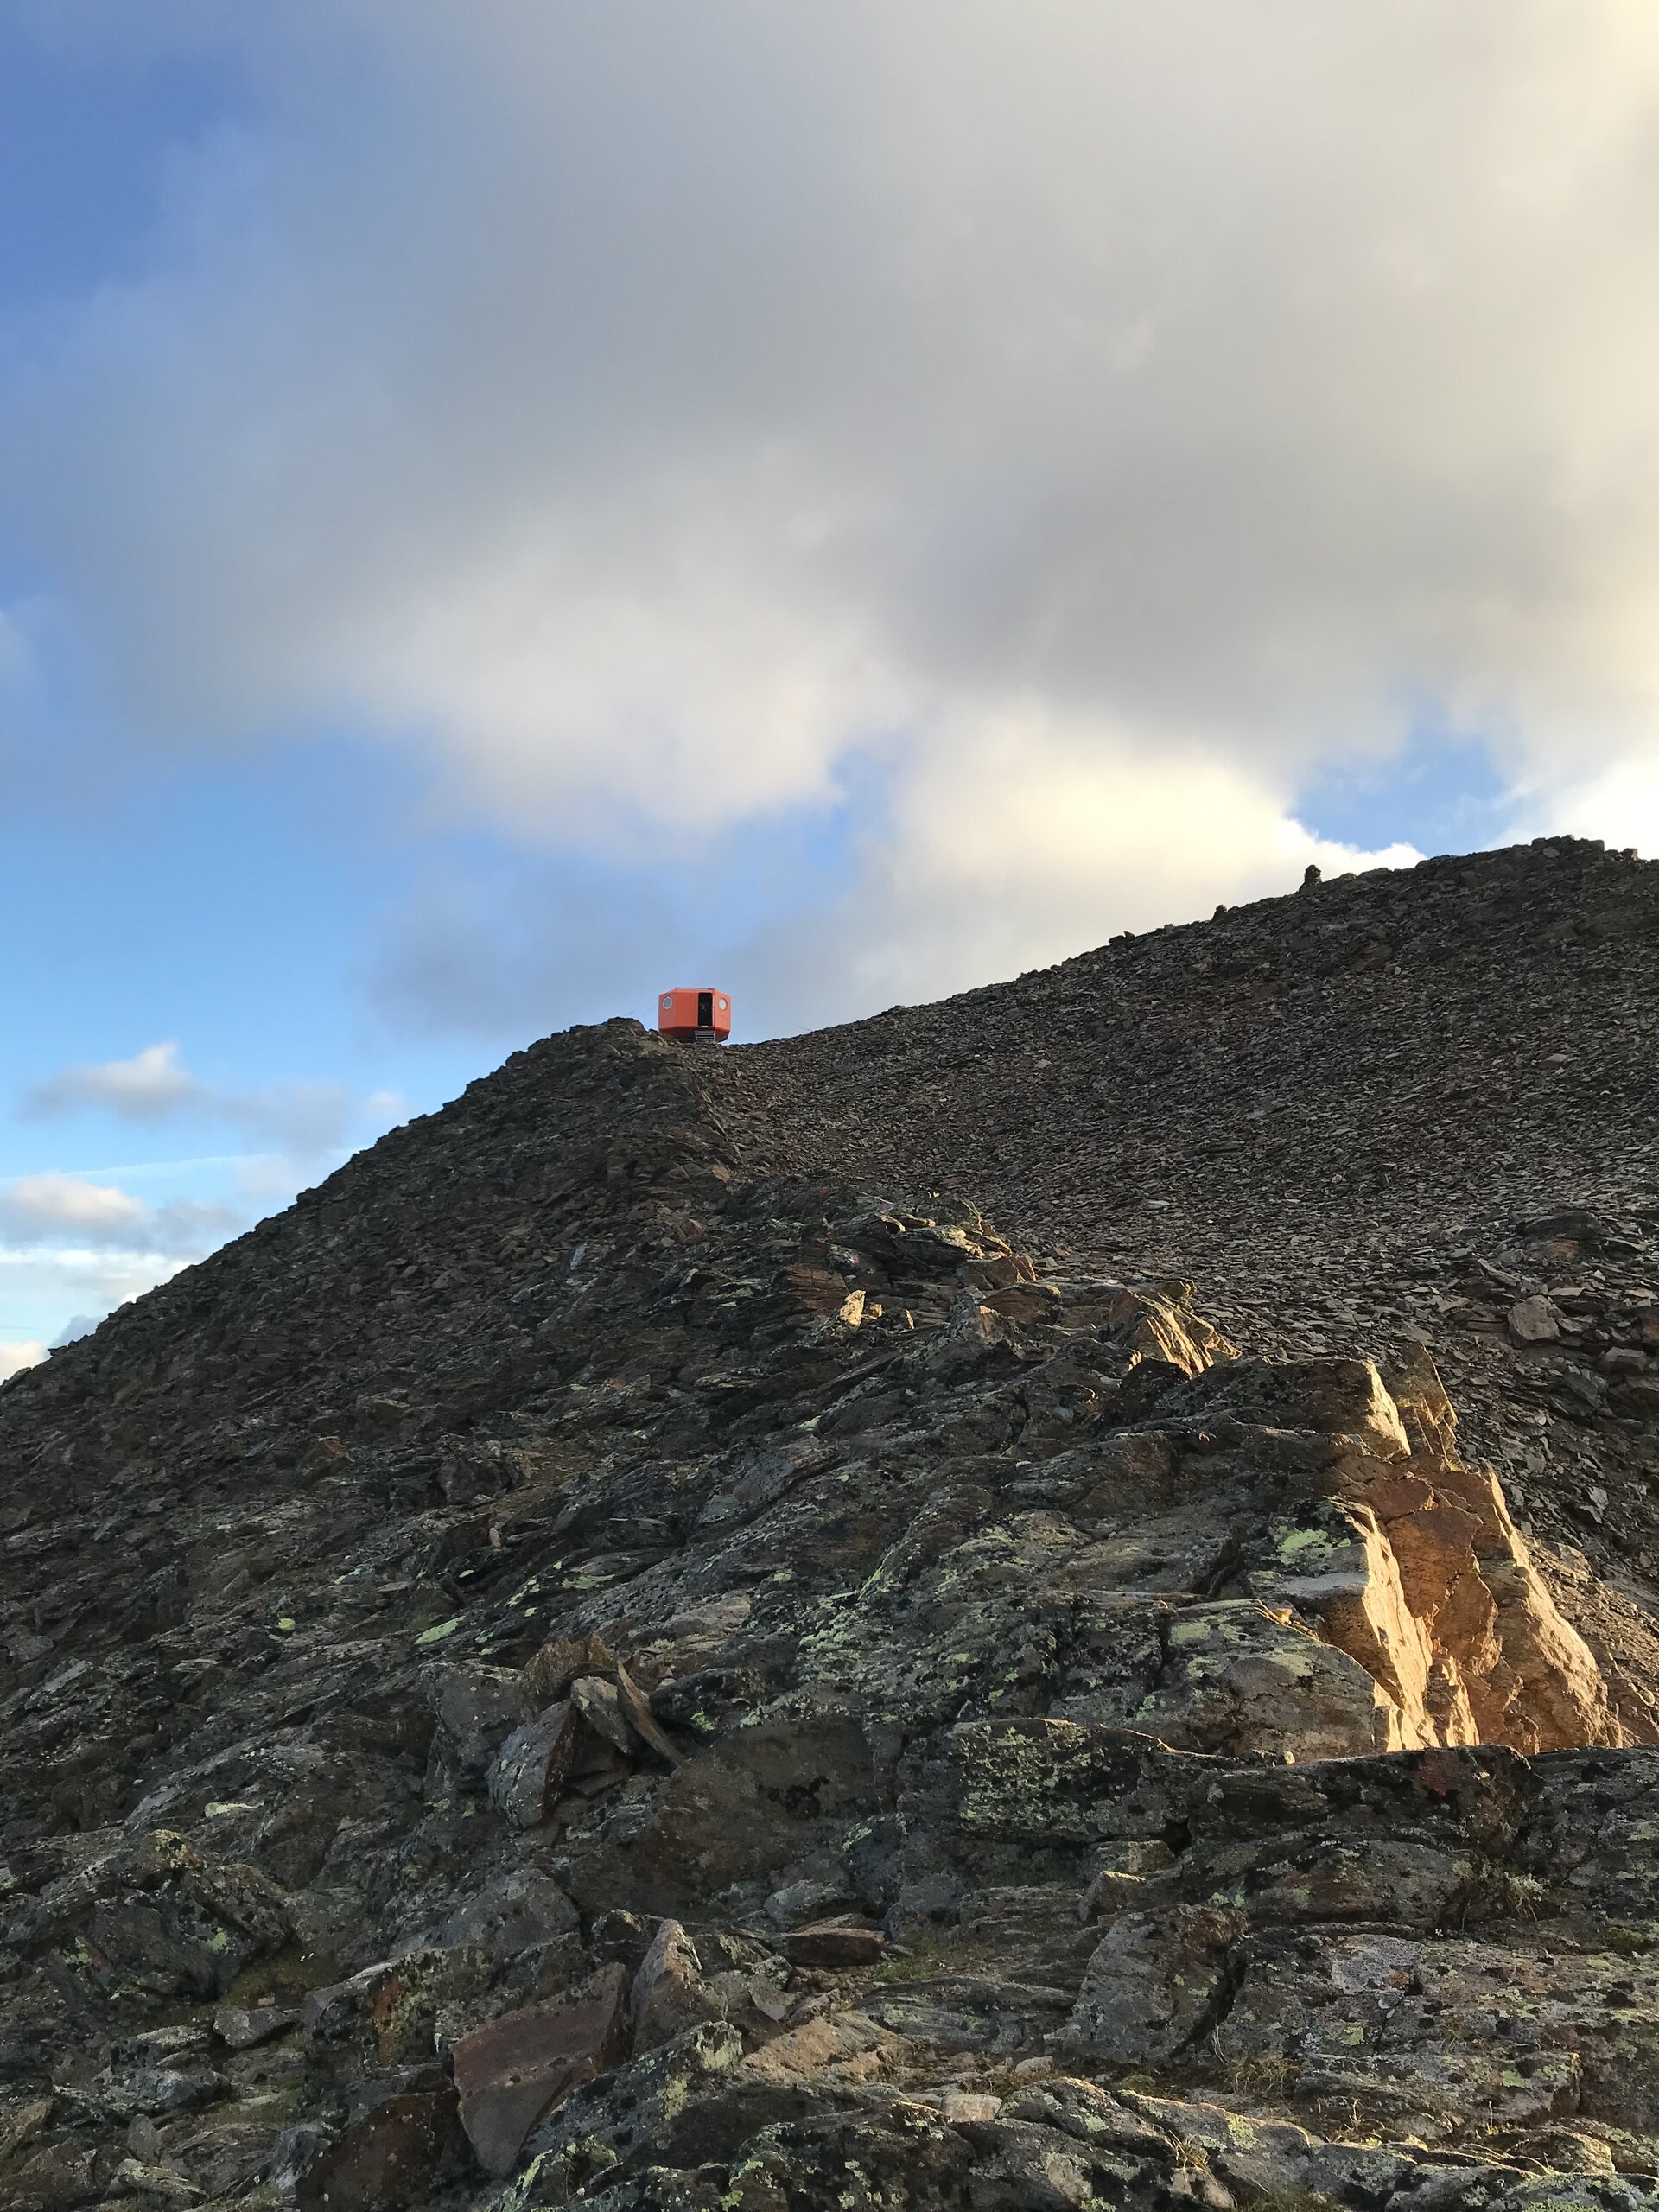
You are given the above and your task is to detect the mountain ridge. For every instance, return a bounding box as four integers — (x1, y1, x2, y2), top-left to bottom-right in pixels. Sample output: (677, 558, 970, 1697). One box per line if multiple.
(3, 836, 1659, 2209)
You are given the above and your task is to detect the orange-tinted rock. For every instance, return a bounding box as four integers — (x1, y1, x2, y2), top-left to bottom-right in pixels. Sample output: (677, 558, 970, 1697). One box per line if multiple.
(784, 1921, 886, 1968)
(452, 1963, 629, 2177)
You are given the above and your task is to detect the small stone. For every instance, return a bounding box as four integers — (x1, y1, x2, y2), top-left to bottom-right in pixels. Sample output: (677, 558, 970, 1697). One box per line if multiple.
(1509, 1296, 1561, 1344)
(126, 2115, 166, 2161)
(569, 1674, 635, 1756)
(765, 1877, 856, 1929)
(426, 1663, 532, 1782)
(440, 1867, 580, 1960)
(488, 1700, 580, 1827)
(784, 1919, 886, 1968)
(979, 1281, 1064, 1325)
(522, 1632, 615, 1706)
(1066, 1906, 1243, 2063)
(0, 2098, 53, 2164)
(1601, 1346, 1647, 1376)
(941, 2090, 1001, 2123)
(631, 1918, 715, 2050)
(113, 2158, 204, 2203)
(588, 1909, 660, 1974)
(614, 1661, 682, 1768)
(212, 2005, 298, 2050)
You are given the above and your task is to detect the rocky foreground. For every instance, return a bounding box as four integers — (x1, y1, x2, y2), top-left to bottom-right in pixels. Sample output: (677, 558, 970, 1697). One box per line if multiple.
(3, 845, 1659, 2209)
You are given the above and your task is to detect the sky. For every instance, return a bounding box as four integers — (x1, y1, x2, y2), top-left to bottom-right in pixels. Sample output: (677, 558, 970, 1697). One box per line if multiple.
(4, 2, 1659, 1374)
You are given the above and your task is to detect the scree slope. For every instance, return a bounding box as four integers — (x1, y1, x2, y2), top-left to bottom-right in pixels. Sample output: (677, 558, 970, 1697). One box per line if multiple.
(2, 834, 1659, 2211)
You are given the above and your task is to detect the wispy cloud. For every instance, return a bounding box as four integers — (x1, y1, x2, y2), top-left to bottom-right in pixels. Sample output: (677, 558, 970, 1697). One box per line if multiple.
(21, 1041, 403, 1160)
(29, 1153, 282, 1183)
(24, 1040, 200, 1121)
(3, 1050, 402, 1352)
(0, 1244, 194, 1345)
(0, 1171, 238, 1256)
(0, 1173, 147, 1238)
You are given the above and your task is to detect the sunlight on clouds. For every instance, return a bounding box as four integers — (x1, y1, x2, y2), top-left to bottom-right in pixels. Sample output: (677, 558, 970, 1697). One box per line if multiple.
(1530, 758, 1659, 862)
(0, 1340, 47, 1382)
(0, 1171, 236, 1255)
(23, 1040, 200, 1120)
(6, 3, 1659, 1011)
(743, 708, 1419, 1025)
(0, 1173, 149, 1237)
(362, 540, 892, 840)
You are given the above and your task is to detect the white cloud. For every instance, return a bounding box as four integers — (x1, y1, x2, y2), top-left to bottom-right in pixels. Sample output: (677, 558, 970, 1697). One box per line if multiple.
(5, 5, 1659, 995)
(0, 1173, 149, 1237)
(730, 709, 1419, 1027)
(0, 1244, 193, 1357)
(0, 1067, 400, 1351)
(24, 1041, 202, 1121)
(4, 1052, 403, 1353)
(0, 1171, 238, 1255)
(849, 720, 1420, 1006)
(0, 1339, 47, 1382)
(369, 712, 1420, 1036)
(1519, 756, 1659, 861)
(21, 1041, 403, 1161)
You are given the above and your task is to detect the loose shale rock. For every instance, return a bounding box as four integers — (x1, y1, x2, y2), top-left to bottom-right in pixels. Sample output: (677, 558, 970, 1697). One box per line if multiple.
(3, 842, 1659, 2204)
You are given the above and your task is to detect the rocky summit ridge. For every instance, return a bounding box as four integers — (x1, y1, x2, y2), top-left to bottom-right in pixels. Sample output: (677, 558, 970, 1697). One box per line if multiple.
(3, 837, 1659, 2210)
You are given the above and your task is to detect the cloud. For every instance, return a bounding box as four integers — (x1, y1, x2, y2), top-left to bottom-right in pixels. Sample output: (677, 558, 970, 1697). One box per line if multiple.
(374, 716, 1418, 1037)
(0, 1173, 149, 1238)
(0, 1340, 47, 1382)
(0, 1171, 238, 1255)
(742, 715, 1421, 1026)
(23, 1040, 201, 1121)
(5, 5, 1659, 1009)
(0, 1242, 192, 1366)
(0, 1184, 207, 1382)
(21, 1041, 403, 1160)
(3, 1052, 401, 1355)
(1517, 756, 1659, 861)
(50, 1313, 102, 1348)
